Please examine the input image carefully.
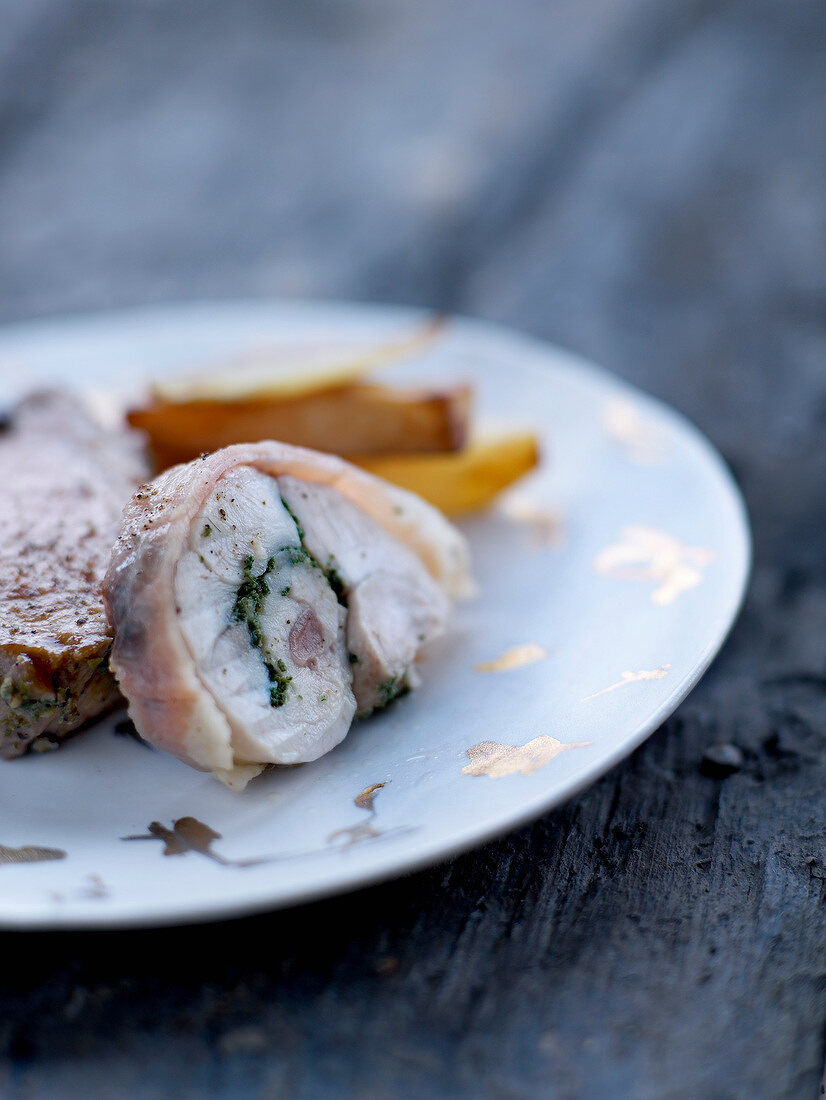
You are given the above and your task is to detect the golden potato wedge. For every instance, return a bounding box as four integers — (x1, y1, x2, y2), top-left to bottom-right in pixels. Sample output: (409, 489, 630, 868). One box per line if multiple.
(151, 316, 445, 403)
(130, 382, 472, 467)
(351, 432, 541, 515)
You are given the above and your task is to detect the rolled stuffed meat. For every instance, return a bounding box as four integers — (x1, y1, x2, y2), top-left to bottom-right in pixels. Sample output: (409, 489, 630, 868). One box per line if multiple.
(103, 442, 473, 788)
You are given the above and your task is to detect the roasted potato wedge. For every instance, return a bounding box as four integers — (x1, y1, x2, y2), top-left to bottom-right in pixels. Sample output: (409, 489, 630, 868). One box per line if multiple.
(131, 382, 472, 466)
(151, 317, 445, 404)
(352, 432, 541, 515)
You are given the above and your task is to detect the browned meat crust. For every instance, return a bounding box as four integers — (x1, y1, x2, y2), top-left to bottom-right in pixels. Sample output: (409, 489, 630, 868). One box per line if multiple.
(0, 391, 147, 757)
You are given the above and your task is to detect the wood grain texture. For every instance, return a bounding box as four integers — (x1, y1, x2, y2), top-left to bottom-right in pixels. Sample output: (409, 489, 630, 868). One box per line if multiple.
(1, 0, 825, 1096)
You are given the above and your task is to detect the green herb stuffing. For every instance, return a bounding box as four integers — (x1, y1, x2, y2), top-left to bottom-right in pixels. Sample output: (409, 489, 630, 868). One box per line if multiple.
(201, 524, 212, 537)
(0, 677, 55, 720)
(0, 674, 76, 740)
(267, 658, 292, 708)
(281, 498, 306, 541)
(282, 545, 316, 568)
(326, 567, 347, 606)
(232, 556, 292, 707)
(377, 675, 409, 709)
(233, 555, 274, 648)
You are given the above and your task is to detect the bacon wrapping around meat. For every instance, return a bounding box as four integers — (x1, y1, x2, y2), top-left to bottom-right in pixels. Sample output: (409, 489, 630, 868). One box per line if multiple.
(103, 442, 473, 789)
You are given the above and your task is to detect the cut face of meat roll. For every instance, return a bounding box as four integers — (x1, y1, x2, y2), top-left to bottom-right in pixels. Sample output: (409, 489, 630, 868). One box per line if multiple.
(278, 476, 450, 714)
(103, 442, 473, 788)
(175, 466, 355, 771)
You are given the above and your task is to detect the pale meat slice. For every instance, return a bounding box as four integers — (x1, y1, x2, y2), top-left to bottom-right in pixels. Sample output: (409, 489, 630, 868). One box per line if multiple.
(104, 441, 472, 787)
(0, 391, 148, 757)
(279, 476, 449, 714)
(175, 466, 354, 770)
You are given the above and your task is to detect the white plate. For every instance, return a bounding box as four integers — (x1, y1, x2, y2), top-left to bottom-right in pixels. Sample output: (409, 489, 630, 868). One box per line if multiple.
(0, 300, 749, 928)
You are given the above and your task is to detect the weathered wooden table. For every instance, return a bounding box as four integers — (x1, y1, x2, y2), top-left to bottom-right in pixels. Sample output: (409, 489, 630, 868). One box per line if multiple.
(1, 2, 824, 1096)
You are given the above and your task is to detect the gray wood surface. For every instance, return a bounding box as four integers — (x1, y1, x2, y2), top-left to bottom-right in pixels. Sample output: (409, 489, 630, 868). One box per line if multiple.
(1, 1, 825, 1096)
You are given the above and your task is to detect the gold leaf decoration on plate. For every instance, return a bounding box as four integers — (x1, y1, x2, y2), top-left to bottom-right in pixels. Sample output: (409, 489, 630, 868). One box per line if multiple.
(123, 817, 277, 868)
(462, 736, 592, 779)
(499, 492, 565, 549)
(594, 526, 715, 605)
(354, 782, 387, 812)
(582, 664, 672, 701)
(329, 781, 389, 848)
(124, 783, 408, 865)
(603, 398, 668, 464)
(327, 821, 382, 849)
(475, 643, 549, 673)
(0, 844, 66, 866)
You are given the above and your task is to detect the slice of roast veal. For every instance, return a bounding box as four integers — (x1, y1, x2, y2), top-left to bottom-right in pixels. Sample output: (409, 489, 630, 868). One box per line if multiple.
(0, 391, 147, 757)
